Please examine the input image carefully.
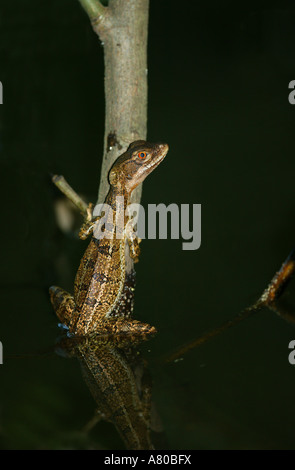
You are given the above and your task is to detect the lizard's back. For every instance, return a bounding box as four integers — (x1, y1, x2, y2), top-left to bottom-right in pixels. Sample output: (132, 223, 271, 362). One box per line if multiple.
(72, 235, 126, 334)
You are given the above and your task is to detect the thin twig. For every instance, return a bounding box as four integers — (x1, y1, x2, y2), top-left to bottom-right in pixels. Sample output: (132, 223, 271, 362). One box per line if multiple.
(257, 248, 295, 306)
(162, 306, 258, 364)
(52, 174, 90, 219)
(78, 0, 107, 22)
(163, 249, 295, 364)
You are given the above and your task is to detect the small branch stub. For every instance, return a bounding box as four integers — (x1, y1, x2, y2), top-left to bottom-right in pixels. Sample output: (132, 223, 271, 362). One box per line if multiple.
(52, 175, 90, 219)
(78, 0, 107, 26)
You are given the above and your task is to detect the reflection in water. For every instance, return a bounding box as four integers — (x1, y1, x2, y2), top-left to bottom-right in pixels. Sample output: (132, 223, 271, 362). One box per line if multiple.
(53, 250, 295, 449)
(56, 331, 158, 450)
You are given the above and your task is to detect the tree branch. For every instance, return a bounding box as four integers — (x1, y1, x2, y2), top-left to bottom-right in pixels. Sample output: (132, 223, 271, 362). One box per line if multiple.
(78, 0, 107, 23)
(97, 0, 149, 209)
(85, 0, 149, 274)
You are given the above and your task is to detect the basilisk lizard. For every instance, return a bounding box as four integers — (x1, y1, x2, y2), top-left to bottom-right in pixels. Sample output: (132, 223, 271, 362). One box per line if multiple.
(50, 140, 168, 337)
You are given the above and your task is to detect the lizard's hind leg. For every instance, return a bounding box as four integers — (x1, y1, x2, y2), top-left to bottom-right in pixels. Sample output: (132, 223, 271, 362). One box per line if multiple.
(49, 286, 75, 328)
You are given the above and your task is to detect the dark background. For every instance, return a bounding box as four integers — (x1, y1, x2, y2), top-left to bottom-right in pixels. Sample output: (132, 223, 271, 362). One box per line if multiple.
(1, 0, 295, 449)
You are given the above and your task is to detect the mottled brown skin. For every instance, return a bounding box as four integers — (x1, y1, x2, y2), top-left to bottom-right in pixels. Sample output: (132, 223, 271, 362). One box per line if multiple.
(57, 333, 154, 450)
(50, 140, 169, 336)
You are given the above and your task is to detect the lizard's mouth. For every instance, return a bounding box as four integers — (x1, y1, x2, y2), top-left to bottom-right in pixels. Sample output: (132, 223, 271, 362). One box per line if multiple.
(148, 142, 169, 171)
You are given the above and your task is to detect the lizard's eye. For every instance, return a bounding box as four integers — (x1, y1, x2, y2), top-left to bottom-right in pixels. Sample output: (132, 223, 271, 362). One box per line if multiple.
(138, 151, 147, 159)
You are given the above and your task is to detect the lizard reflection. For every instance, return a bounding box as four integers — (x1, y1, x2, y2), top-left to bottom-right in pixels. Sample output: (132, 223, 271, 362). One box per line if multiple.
(56, 329, 159, 450)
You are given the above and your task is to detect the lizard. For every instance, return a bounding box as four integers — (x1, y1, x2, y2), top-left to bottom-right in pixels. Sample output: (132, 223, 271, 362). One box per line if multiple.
(49, 140, 169, 337)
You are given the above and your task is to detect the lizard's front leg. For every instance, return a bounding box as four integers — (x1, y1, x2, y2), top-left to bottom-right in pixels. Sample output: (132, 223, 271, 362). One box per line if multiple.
(79, 204, 102, 240)
(126, 221, 142, 263)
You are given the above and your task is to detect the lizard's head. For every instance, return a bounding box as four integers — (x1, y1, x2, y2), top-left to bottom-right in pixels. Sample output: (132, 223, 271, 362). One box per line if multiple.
(108, 140, 169, 192)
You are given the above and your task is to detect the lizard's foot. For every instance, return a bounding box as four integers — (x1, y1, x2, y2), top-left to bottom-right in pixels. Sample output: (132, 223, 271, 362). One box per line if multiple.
(127, 233, 141, 263)
(79, 215, 102, 240)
